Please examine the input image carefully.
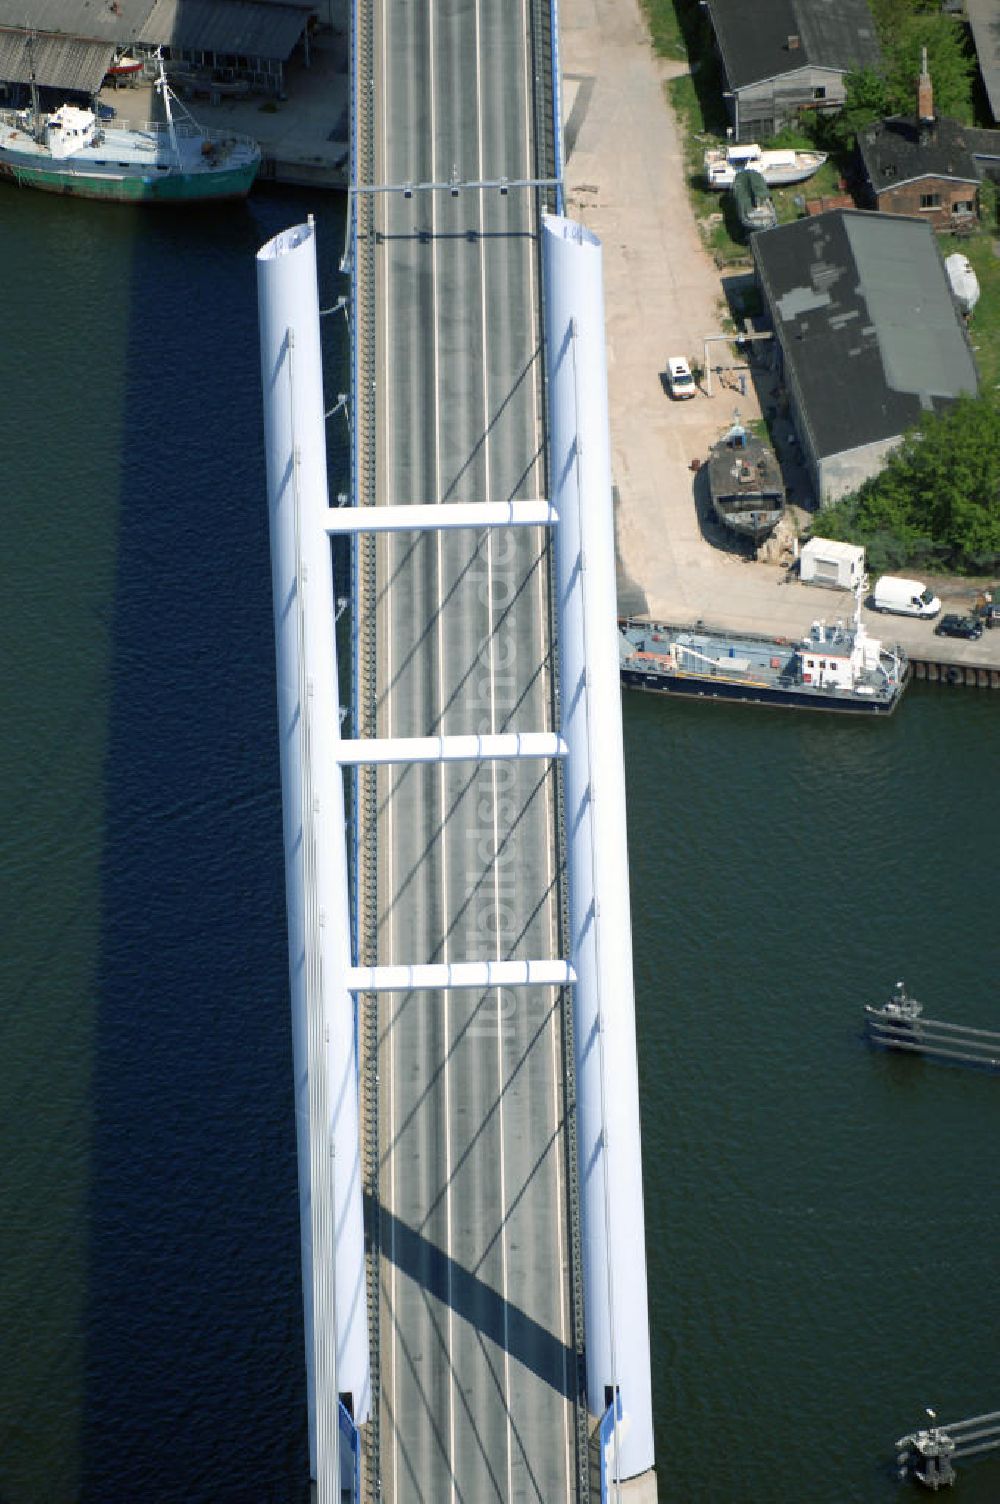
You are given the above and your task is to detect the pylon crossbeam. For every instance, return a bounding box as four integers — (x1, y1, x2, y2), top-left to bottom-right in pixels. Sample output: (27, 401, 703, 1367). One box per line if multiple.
(324, 500, 557, 532)
(337, 732, 567, 764)
(347, 960, 575, 992)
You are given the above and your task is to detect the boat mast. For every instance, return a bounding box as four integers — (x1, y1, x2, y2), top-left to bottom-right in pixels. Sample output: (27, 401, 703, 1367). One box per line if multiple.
(27, 31, 42, 142)
(154, 51, 182, 169)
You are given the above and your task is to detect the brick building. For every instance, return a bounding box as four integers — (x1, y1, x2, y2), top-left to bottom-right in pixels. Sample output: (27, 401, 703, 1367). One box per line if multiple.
(857, 54, 980, 232)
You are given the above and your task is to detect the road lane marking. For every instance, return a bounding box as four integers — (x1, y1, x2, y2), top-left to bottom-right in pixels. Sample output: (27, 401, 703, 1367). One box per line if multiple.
(516, 0, 574, 1484)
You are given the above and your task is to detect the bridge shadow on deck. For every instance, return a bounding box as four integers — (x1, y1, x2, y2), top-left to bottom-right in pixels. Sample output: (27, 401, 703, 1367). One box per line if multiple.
(369, 1192, 578, 1403)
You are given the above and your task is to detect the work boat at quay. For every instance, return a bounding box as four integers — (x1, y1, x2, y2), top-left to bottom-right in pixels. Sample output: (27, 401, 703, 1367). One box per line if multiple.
(619, 584, 908, 715)
(0, 53, 260, 202)
(704, 140, 827, 190)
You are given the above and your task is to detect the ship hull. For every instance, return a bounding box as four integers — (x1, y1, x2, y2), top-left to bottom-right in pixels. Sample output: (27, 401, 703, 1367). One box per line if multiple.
(705, 150, 827, 190)
(711, 502, 784, 542)
(621, 665, 905, 715)
(0, 156, 258, 201)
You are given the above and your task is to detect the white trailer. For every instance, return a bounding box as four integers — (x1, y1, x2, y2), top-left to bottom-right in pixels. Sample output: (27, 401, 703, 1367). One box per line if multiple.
(799, 537, 864, 591)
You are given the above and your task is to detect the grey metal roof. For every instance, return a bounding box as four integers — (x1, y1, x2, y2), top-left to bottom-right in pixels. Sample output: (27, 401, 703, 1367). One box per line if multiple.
(0, 27, 113, 92)
(967, 0, 1000, 124)
(752, 210, 978, 461)
(138, 0, 310, 59)
(858, 114, 980, 194)
(0, 1, 154, 43)
(706, 0, 879, 93)
(795, 0, 879, 74)
(0, 0, 311, 61)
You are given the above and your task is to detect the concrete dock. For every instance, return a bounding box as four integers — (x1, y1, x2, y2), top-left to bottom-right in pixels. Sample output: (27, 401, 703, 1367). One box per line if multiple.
(560, 0, 1000, 686)
(98, 27, 348, 190)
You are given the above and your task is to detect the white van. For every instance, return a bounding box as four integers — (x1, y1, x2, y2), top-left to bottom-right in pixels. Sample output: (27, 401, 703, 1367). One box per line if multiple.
(872, 575, 941, 618)
(665, 356, 696, 399)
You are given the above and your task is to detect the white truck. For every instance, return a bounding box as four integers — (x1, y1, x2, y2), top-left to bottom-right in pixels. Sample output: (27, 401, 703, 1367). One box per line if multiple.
(871, 575, 941, 618)
(799, 537, 864, 591)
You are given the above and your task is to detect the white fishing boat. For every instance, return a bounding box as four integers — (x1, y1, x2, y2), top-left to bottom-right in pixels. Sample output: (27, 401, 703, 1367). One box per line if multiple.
(0, 49, 260, 203)
(704, 141, 827, 190)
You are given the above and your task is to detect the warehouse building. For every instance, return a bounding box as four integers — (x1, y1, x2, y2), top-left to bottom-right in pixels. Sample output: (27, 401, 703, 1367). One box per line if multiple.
(0, 0, 317, 101)
(703, 0, 880, 143)
(752, 209, 979, 505)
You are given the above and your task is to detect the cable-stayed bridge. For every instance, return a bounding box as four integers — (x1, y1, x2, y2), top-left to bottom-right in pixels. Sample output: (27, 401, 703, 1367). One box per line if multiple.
(256, 4, 655, 1500)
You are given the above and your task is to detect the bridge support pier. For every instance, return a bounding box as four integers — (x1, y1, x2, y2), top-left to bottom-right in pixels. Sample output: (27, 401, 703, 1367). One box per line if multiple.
(257, 218, 370, 1498)
(543, 214, 655, 1484)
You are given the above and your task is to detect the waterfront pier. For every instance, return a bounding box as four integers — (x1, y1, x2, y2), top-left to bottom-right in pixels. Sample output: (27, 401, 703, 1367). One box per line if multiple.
(897, 1408, 1000, 1489)
(865, 983, 1000, 1070)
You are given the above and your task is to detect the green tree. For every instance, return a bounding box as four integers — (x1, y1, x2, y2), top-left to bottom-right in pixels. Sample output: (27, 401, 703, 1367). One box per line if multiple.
(830, 68, 891, 150)
(815, 397, 1000, 574)
(884, 17, 977, 121)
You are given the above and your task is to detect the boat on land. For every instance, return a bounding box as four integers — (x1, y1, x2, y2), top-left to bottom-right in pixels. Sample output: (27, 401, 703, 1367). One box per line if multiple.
(704, 141, 827, 190)
(619, 586, 908, 715)
(105, 53, 144, 82)
(0, 51, 260, 202)
(707, 415, 784, 542)
(731, 168, 777, 232)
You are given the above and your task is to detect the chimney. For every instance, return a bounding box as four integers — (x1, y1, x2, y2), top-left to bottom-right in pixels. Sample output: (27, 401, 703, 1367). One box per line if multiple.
(917, 46, 934, 125)
(787, 33, 800, 50)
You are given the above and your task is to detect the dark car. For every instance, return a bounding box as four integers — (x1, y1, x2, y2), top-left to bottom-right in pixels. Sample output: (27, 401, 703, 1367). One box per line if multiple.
(934, 613, 983, 640)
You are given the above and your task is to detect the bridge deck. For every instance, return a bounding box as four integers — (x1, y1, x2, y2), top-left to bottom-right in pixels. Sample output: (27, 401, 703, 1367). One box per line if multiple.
(355, 1, 582, 1499)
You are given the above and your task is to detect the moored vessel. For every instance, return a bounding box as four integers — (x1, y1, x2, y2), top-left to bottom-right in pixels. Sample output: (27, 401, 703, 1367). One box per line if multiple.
(707, 416, 784, 543)
(619, 588, 908, 715)
(0, 52, 260, 203)
(704, 141, 827, 190)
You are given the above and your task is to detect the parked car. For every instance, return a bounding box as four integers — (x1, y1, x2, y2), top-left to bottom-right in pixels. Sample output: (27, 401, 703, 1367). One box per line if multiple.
(666, 356, 696, 399)
(934, 613, 983, 640)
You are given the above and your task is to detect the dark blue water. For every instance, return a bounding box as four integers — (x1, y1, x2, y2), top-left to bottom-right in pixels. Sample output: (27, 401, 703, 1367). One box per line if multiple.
(0, 179, 997, 1504)
(0, 185, 347, 1504)
(627, 689, 1000, 1502)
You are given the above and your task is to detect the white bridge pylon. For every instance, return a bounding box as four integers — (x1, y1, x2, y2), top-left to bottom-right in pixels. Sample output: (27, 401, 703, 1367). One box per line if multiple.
(258, 212, 653, 1498)
(543, 213, 654, 1483)
(257, 216, 576, 1502)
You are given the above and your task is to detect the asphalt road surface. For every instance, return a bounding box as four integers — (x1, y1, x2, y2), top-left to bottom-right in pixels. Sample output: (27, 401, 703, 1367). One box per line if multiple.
(363, 1, 582, 1500)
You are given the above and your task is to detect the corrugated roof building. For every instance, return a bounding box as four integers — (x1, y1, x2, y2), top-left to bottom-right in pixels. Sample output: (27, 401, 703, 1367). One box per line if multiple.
(705, 0, 880, 142)
(752, 209, 979, 504)
(138, 0, 312, 61)
(0, 28, 113, 95)
(0, 0, 313, 93)
(0, 0, 155, 43)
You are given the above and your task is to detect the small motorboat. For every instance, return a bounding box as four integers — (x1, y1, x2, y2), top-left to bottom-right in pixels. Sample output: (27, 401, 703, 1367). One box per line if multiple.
(705, 141, 827, 190)
(105, 53, 144, 80)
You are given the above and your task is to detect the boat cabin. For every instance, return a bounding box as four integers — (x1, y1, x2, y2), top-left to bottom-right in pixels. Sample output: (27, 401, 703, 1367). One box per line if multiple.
(796, 616, 882, 691)
(798, 639, 853, 690)
(44, 105, 98, 159)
